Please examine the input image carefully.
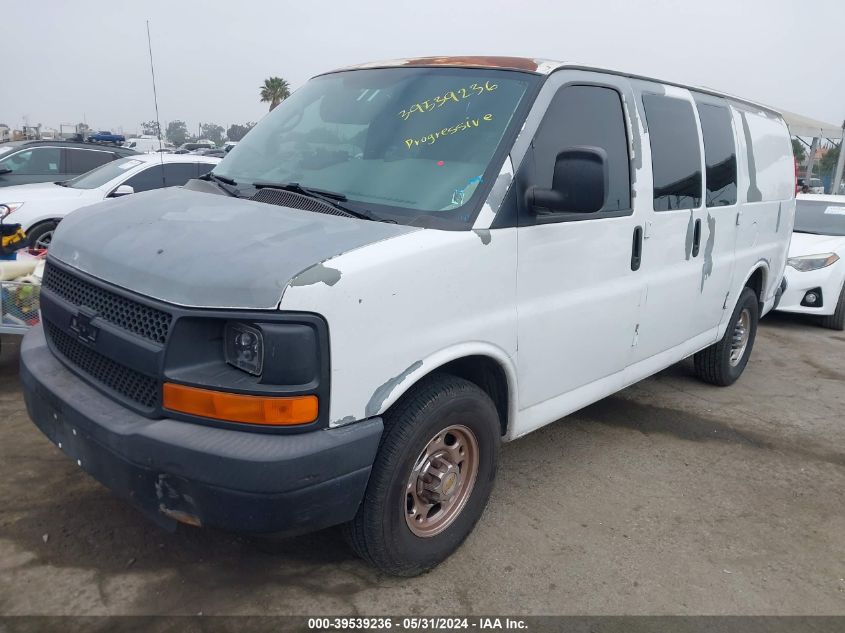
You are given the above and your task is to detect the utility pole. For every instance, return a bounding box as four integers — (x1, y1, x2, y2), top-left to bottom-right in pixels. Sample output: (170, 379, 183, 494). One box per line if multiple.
(804, 136, 820, 184)
(831, 121, 845, 195)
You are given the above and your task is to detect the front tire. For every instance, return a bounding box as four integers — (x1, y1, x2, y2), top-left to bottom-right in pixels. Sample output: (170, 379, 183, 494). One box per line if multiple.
(26, 220, 59, 250)
(694, 286, 759, 386)
(345, 374, 500, 576)
(820, 284, 845, 331)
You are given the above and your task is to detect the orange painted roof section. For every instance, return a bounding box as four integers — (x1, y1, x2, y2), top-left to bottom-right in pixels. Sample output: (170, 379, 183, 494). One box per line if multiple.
(398, 56, 542, 72)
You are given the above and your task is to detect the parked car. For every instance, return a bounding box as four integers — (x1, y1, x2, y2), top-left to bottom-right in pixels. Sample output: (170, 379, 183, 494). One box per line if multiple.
(1, 153, 218, 248)
(179, 141, 216, 152)
(87, 131, 126, 145)
(776, 194, 845, 329)
(0, 141, 137, 188)
(193, 147, 227, 158)
(20, 57, 795, 576)
(797, 177, 825, 194)
(124, 136, 172, 153)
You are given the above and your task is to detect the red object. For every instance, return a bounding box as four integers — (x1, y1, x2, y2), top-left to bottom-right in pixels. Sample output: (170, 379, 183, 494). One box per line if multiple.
(437, 160, 444, 166)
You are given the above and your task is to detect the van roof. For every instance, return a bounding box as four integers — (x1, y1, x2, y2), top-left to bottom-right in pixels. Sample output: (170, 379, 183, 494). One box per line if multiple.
(327, 56, 783, 118)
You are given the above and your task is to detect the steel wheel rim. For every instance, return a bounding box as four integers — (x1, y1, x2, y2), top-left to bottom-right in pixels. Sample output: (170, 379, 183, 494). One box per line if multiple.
(404, 424, 479, 538)
(729, 308, 751, 367)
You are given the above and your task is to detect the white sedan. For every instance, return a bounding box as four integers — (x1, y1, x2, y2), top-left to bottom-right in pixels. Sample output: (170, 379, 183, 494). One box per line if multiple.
(777, 194, 845, 330)
(0, 153, 219, 249)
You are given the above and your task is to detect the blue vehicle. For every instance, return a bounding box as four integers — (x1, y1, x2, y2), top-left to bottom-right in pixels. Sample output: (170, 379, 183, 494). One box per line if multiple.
(86, 131, 125, 145)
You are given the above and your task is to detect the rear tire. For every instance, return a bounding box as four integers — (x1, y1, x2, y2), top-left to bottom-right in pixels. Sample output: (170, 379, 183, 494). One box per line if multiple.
(820, 284, 845, 331)
(344, 374, 500, 576)
(694, 287, 759, 386)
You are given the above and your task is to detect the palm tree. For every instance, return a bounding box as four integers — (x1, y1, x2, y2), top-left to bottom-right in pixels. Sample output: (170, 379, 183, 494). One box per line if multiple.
(260, 77, 291, 111)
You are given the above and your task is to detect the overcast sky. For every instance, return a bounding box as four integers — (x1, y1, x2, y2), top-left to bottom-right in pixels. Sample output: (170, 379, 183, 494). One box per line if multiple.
(5, 0, 844, 136)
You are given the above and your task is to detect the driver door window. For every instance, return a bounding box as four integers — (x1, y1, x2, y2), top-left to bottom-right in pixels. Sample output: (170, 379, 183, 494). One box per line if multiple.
(529, 85, 632, 216)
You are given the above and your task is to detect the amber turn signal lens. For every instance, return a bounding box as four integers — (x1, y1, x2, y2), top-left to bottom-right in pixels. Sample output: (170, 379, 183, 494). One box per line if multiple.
(163, 383, 318, 426)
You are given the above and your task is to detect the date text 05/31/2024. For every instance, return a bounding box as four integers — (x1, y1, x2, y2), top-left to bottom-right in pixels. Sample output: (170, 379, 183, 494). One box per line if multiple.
(307, 617, 528, 630)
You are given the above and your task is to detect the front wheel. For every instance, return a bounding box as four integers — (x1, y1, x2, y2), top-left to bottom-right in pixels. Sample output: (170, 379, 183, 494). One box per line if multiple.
(694, 286, 759, 386)
(26, 220, 59, 250)
(344, 374, 500, 576)
(820, 284, 845, 331)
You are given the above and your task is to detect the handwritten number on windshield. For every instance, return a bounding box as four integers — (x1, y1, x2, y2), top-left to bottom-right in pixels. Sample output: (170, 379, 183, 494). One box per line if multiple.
(398, 81, 498, 121)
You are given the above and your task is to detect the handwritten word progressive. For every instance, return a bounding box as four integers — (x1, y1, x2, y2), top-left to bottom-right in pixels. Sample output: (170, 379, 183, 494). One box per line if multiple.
(404, 114, 494, 149)
(399, 82, 498, 121)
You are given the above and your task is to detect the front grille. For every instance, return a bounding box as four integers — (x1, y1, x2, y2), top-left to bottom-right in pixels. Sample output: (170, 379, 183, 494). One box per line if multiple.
(45, 320, 159, 409)
(43, 263, 172, 344)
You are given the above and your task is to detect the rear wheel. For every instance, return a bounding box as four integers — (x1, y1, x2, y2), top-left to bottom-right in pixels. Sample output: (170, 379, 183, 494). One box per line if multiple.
(820, 284, 845, 331)
(344, 374, 500, 576)
(694, 286, 759, 386)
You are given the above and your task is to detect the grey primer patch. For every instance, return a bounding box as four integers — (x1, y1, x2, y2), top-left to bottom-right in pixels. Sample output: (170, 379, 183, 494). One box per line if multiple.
(474, 229, 492, 245)
(485, 156, 514, 214)
(334, 415, 357, 426)
(365, 360, 423, 417)
(622, 92, 643, 189)
(684, 210, 695, 260)
(700, 213, 716, 292)
(739, 112, 763, 202)
(47, 187, 416, 309)
(290, 263, 342, 288)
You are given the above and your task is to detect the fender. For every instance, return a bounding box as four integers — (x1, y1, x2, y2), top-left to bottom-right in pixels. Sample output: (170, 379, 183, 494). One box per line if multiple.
(718, 261, 769, 340)
(359, 341, 519, 439)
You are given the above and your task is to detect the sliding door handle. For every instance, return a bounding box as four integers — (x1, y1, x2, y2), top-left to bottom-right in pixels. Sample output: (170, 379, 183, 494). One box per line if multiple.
(692, 218, 702, 258)
(631, 225, 643, 271)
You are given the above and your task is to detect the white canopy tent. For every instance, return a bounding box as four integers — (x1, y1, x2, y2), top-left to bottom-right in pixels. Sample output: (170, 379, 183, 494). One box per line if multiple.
(779, 110, 843, 139)
(777, 110, 844, 195)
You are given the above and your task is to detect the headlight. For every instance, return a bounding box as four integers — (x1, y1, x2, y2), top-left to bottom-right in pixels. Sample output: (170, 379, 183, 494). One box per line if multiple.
(0, 202, 24, 220)
(224, 322, 264, 375)
(786, 253, 840, 272)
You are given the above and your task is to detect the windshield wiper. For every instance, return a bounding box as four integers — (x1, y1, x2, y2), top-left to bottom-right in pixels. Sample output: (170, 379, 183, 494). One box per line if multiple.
(201, 172, 241, 197)
(251, 182, 394, 223)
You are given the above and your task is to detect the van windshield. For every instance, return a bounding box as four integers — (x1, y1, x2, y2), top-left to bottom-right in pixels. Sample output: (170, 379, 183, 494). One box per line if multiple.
(794, 200, 845, 236)
(214, 67, 538, 228)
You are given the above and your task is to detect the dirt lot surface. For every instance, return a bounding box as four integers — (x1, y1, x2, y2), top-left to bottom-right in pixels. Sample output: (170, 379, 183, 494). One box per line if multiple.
(1, 314, 843, 616)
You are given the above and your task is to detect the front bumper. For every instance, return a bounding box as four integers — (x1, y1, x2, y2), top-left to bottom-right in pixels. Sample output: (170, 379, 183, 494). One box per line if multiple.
(20, 325, 383, 534)
(776, 266, 843, 316)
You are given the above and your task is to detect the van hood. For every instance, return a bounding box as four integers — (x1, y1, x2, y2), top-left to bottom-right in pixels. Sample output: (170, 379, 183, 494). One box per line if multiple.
(48, 187, 419, 309)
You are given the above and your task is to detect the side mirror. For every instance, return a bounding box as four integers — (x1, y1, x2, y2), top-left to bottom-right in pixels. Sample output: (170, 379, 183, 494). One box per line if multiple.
(110, 184, 135, 197)
(527, 146, 608, 216)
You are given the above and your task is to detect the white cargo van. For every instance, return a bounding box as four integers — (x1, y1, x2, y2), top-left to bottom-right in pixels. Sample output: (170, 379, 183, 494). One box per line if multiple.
(21, 57, 795, 576)
(124, 136, 170, 153)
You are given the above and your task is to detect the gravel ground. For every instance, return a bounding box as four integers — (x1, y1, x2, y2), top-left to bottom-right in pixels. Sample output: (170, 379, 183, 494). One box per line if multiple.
(0, 313, 843, 616)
